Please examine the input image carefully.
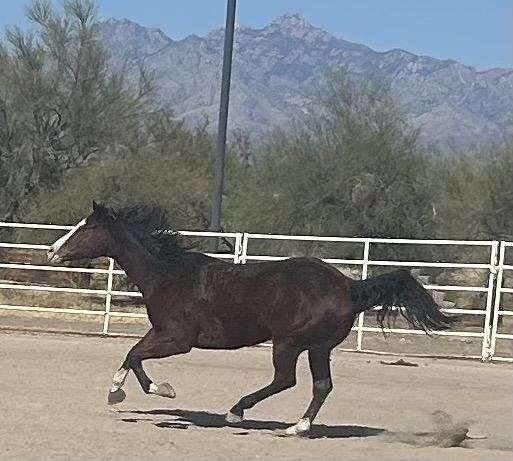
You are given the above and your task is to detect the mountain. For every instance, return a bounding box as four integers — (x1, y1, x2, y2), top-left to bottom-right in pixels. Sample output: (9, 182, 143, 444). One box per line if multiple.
(101, 14, 512, 151)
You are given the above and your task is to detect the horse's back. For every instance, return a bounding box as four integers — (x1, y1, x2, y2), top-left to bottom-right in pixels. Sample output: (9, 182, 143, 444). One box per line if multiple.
(190, 256, 354, 348)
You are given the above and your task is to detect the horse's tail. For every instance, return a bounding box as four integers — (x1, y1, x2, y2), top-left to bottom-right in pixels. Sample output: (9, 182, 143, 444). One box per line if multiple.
(349, 269, 454, 332)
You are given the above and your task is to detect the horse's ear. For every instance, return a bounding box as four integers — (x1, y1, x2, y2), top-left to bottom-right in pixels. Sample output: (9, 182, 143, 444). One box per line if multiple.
(92, 201, 111, 219)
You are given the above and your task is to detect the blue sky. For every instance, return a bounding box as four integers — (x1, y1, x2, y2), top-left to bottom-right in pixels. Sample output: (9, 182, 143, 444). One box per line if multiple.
(1, 0, 511, 70)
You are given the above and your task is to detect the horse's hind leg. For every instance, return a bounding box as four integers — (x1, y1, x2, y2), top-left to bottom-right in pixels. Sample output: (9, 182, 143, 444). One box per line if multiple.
(285, 345, 333, 435)
(303, 347, 333, 424)
(108, 327, 191, 404)
(226, 339, 302, 423)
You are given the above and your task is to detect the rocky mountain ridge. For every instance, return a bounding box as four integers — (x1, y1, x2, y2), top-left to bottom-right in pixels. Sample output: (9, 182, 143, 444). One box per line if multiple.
(101, 14, 512, 151)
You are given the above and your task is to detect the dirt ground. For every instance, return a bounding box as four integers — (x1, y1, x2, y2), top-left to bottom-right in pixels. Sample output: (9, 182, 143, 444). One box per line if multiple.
(0, 331, 511, 461)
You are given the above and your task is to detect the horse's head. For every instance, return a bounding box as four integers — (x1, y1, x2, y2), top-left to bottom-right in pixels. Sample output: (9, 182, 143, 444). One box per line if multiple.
(47, 201, 117, 263)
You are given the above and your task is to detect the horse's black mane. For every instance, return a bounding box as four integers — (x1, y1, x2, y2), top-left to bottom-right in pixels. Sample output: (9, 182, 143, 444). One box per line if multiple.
(112, 205, 190, 264)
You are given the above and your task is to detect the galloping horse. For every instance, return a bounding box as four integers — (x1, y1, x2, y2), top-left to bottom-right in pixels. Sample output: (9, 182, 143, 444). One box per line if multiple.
(48, 202, 452, 435)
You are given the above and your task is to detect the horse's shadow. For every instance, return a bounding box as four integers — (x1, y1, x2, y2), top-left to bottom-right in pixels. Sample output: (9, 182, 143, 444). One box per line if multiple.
(118, 408, 387, 439)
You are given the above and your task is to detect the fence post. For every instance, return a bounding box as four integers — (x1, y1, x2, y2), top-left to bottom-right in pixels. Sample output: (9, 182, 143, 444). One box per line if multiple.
(488, 241, 505, 359)
(481, 241, 499, 360)
(240, 233, 249, 264)
(356, 240, 370, 351)
(102, 258, 115, 335)
(233, 233, 243, 264)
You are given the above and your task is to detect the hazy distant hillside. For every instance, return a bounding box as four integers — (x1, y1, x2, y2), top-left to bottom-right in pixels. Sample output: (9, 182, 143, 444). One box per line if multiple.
(101, 14, 512, 151)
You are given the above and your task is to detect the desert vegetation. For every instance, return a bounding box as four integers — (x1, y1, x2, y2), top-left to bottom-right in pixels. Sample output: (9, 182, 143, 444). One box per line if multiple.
(0, 0, 511, 247)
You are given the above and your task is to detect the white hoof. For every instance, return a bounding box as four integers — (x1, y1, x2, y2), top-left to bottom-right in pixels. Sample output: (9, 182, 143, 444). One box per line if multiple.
(225, 411, 243, 424)
(285, 418, 311, 436)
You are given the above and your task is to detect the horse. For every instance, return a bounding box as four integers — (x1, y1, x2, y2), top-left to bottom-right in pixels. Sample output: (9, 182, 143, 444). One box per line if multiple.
(47, 202, 452, 436)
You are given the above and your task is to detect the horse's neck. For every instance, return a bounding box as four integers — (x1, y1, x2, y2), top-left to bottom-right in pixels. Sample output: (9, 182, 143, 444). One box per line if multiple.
(109, 229, 161, 295)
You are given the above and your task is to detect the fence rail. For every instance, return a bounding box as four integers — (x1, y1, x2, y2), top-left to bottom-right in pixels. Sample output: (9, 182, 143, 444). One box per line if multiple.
(0, 221, 511, 362)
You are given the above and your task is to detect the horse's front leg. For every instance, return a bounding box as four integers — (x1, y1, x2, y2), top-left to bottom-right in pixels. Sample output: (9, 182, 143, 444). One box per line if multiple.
(107, 329, 154, 405)
(107, 327, 192, 404)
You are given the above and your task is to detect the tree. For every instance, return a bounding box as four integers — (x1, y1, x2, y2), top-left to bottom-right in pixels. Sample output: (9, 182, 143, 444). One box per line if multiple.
(0, 0, 150, 222)
(481, 146, 513, 240)
(437, 144, 513, 241)
(20, 108, 215, 236)
(226, 70, 436, 246)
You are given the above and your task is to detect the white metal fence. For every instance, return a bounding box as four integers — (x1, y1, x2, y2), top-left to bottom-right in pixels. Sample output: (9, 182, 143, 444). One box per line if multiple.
(489, 242, 513, 362)
(0, 222, 241, 335)
(0, 221, 511, 362)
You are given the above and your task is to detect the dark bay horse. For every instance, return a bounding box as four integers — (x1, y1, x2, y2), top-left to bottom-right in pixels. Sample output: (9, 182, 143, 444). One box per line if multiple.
(48, 202, 452, 435)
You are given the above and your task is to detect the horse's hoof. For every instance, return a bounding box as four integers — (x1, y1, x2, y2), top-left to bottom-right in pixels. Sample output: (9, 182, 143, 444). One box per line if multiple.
(225, 411, 243, 424)
(156, 382, 176, 399)
(108, 388, 126, 405)
(285, 418, 311, 436)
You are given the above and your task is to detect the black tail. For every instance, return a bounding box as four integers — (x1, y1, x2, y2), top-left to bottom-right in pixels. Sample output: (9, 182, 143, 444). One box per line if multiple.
(349, 269, 454, 332)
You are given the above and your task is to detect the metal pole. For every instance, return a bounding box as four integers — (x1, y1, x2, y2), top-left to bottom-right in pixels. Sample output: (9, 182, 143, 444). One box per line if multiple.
(210, 0, 236, 240)
(488, 241, 504, 359)
(102, 257, 115, 335)
(357, 240, 370, 351)
(480, 241, 498, 360)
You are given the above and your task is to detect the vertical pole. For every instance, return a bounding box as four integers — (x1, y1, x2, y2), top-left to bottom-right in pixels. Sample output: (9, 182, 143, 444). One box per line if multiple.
(357, 240, 370, 351)
(481, 241, 499, 360)
(233, 233, 243, 264)
(240, 233, 249, 264)
(102, 258, 114, 335)
(488, 241, 504, 359)
(210, 0, 237, 242)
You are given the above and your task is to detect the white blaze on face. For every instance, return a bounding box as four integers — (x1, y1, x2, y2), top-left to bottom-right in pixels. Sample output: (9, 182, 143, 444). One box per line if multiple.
(49, 218, 87, 256)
